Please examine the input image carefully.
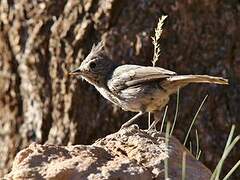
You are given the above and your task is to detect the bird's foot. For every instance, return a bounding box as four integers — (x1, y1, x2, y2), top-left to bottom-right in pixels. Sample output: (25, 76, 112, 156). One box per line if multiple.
(147, 120, 159, 132)
(120, 112, 144, 130)
(120, 123, 129, 130)
(147, 124, 157, 132)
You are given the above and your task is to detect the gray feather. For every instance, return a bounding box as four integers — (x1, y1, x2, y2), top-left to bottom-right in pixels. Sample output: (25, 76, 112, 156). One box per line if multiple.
(108, 65, 176, 92)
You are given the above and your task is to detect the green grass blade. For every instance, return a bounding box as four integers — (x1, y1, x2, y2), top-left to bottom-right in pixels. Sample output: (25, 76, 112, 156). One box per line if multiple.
(196, 150, 202, 160)
(182, 151, 187, 180)
(160, 105, 168, 134)
(223, 159, 240, 180)
(170, 89, 180, 136)
(224, 125, 235, 152)
(211, 125, 236, 179)
(189, 141, 192, 154)
(164, 122, 171, 179)
(195, 129, 200, 159)
(214, 136, 240, 180)
(183, 95, 208, 146)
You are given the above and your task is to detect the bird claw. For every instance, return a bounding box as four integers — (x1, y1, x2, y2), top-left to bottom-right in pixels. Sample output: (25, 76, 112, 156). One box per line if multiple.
(147, 125, 156, 132)
(120, 124, 128, 130)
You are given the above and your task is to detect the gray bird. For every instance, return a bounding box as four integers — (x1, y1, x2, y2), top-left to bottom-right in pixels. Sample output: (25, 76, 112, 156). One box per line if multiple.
(69, 41, 228, 129)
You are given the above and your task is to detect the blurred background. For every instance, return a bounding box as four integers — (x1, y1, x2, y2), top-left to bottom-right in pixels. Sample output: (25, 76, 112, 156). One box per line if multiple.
(0, 0, 239, 178)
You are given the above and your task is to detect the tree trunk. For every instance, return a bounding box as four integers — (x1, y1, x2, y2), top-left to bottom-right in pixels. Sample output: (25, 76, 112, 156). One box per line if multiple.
(0, 0, 239, 178)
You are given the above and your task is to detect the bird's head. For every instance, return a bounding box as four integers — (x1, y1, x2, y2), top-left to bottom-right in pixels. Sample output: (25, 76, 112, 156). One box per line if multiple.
(69, 41, 117, 86)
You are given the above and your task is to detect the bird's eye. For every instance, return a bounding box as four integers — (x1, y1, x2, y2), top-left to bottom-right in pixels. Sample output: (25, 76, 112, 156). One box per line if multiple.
(89, 62, 96, 69)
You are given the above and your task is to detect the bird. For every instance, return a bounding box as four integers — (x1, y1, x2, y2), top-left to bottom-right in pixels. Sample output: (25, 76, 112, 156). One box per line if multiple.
(69, 41, 228, 130)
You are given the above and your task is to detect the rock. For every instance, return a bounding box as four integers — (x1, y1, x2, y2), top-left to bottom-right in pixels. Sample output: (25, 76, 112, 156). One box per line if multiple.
(5, 125, 212, 180)
(1, 0, 238, 177)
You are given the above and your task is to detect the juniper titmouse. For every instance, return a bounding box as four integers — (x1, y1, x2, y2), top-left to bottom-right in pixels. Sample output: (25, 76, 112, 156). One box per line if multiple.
(70, 41, 228, 129)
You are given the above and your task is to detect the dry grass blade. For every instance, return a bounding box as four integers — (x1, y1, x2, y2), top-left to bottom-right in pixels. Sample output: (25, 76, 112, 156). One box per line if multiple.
(152, 15, 167, 67)
(149, 15, 168, 129)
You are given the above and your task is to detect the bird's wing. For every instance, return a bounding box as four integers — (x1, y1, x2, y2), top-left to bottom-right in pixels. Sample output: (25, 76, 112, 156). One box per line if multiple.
(108, 65, 176, 92)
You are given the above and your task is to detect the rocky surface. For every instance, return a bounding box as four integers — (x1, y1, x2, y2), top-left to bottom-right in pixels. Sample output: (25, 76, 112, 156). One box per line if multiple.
(5, 125, 211, 180)
(1, 0, 239, 178)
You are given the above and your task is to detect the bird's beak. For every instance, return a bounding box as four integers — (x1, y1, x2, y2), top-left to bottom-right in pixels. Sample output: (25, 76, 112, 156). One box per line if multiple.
(69, 67, 83, 76)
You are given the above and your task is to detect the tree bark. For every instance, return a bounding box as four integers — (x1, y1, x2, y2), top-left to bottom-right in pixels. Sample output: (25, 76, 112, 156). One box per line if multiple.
(0, 0, 239, 178)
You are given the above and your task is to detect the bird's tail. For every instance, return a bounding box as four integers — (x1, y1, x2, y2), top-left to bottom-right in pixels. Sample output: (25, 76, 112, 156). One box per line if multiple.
(162, 75, 228, 93)
(168, 75, 228, 85)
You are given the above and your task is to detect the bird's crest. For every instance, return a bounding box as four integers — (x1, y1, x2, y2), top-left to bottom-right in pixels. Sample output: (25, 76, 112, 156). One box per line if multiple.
(89, 40, 105, 57)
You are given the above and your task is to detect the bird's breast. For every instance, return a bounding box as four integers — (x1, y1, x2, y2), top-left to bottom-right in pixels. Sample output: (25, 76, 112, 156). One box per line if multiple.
(95, 83, 170, 113)
(95, 86, 122, 106)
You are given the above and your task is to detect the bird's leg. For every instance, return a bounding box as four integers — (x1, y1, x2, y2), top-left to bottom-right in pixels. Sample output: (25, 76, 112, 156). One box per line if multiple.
(121, 111, 144, 129)
(148, 110, 162, 131)
(148, 112, 151, 129)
